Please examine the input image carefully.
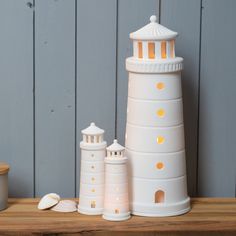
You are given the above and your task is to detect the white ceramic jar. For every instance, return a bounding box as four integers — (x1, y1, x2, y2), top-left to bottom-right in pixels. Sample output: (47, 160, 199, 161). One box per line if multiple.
(0, 163, 10, 211)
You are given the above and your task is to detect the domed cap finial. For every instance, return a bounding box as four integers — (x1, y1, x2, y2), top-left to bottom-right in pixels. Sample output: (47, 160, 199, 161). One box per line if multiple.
(107, 139, 124, 152)
(150, 15, 157, 23)
(130, 15, 177, 40)
(81, 122, 104, 135)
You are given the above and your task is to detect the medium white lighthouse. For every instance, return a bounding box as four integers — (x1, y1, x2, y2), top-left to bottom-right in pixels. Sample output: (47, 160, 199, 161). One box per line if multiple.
(103, 140, 130, 221)
(78, 122, 106, 215)
(125, 15, 190, 216)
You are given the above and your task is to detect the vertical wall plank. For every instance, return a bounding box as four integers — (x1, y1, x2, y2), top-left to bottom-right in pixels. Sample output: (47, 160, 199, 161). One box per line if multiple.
(116, 0, 159, 146)
(76, 0, 117, 196)
(0, 0, 34, 197)
(35, 0, 75, 197)
(161, 0, 201, 196)
(198, 0, 236, 197)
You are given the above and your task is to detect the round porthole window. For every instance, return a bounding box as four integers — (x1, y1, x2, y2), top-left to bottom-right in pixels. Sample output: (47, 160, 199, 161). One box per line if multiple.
(156, 82, 165, 90)
(157, 109, 165, 117)
(156, 162, 164, 170)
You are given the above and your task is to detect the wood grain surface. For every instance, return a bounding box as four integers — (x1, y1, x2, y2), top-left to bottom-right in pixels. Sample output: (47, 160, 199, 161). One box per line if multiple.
(0, 198, 235, 236)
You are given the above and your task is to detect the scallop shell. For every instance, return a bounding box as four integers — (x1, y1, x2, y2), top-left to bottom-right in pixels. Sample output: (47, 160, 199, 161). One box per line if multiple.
(38, 193, 60, 210)
(51, 200, 77, 212)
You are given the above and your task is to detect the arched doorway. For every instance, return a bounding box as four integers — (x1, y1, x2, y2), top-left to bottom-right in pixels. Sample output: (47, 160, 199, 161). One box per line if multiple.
(155, 190, 165, 203)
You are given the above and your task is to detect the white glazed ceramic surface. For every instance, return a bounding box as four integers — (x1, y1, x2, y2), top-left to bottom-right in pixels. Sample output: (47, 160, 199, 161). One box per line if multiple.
(104, 193, 129, 204)
(80, 172, 104, 185)
(128, 72, 182, 100)
(81, 160, 104, 173)
(80, 149, 106, 162)
(103, 140, 130, 221)
(131, 198, 190, 217)
(126, 149, 186, 179)
(105, 173, 128, 184)
(104, 202, 129, 214)
(126, 57, 183, 73)
(105, 164, 127, 174)
(126, 123, 185, 153)
(124, 16, 190, 217)
(127, 97, 183, 127)
(79, 183, 104, 196)
(129, 175, 188, 203)
(104, 183, 128, 194)
(79, 195, 104, 208)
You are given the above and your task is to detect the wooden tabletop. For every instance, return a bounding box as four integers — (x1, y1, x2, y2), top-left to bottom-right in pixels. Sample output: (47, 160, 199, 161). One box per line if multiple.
(0, 198, 235, 236)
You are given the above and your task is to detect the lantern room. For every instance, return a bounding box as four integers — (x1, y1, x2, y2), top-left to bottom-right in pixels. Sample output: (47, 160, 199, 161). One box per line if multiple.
(81, 122, 104, 144)
(106, 139, 125, 158)
(130, 15, 177, 60)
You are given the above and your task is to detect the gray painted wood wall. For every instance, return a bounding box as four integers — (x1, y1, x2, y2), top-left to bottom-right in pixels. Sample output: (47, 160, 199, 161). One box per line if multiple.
(0, 0, 235, 198)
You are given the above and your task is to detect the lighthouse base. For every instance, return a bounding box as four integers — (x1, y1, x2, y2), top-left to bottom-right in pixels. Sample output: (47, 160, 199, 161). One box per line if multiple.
(131, 197, 191, 217)
(103, 211, 131, 221)
(78, 206, 103, 215)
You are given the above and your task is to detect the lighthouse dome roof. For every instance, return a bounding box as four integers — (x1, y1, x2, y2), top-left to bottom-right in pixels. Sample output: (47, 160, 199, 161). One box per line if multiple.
(107, 139, 124, 152)
(130, 15, 178, 40)
(81, 122, 104, 135)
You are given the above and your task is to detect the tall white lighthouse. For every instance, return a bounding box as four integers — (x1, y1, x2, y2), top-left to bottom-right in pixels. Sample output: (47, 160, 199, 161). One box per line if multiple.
(125, 15, 190, 216)
(78, 122, 106, 215)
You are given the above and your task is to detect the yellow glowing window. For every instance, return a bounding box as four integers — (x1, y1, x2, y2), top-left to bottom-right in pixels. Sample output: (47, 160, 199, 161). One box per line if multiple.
(161, 41, 167, 58)
(148, 42, 155, 59)
(170, 40, 175, 58)
(138, 42, 143, 58)
(157, 109, 165, 117)
(157, 136, 165, 144)
(156, 162, 164, 170)
(115, 209, 119, 214)
(91, 188, 95, 193)
(91, 177, 95, 182)
(156, 82, 165, 90)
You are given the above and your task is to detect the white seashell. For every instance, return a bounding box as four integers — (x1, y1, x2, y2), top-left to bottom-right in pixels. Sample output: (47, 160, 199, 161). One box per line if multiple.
(51, 200, 77, 212)
(38, 193, 60, 210)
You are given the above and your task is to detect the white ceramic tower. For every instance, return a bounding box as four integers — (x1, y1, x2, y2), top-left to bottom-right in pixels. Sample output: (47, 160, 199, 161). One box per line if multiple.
(103, 140, 130, 221)
(78, 122, 107, 215)
(125, 15, 190, 216)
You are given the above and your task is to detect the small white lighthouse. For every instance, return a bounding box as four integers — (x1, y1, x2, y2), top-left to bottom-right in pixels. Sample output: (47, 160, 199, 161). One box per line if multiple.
(125, 15, 190, 216)
(103, 140, 130, 221)
(78, 122, 106, 215)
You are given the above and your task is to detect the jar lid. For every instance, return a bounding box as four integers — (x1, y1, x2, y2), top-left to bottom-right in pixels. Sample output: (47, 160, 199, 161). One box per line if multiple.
(0, 162, 10, 174)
